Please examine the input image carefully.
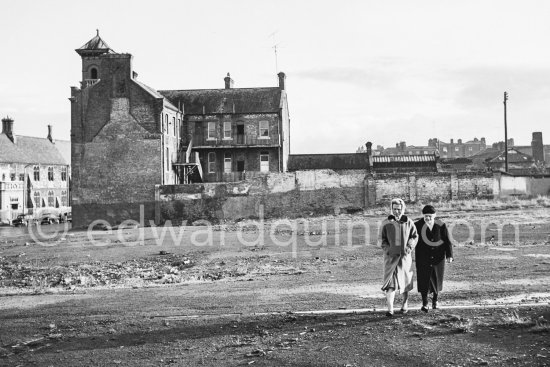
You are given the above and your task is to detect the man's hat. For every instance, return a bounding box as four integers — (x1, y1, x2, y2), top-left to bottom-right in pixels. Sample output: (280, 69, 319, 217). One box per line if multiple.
(422, 205, 436, 214)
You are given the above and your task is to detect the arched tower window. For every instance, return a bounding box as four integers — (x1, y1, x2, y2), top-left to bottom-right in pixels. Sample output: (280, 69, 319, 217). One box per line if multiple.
(90, 68, 98, 79)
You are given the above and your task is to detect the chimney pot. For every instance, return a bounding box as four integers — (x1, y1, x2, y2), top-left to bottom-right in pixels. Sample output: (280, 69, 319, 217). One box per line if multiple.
(365, 141, 372, 156)
(1, 116, 14, 142)
(278, 71, 286, 90)
(224, 72, 234, 89)
(47, 125, 53, 143)
(531, 131, 544, 163)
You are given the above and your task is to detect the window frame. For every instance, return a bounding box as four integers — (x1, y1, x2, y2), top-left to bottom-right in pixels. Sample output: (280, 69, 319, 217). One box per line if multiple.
(208, 152, 216, 173)
(48, 190, 55, 207)
(33, 166, 40, 181)
(259, 121, 269, 139)
(223, 121, 232, 140)
(207, 122, 216, 140)
(48, 166, 54, 181)
(34, 192, 41, 208)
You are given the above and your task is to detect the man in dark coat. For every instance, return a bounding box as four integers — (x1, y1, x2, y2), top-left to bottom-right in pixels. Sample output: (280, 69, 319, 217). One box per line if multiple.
(414, 205, 453, 312)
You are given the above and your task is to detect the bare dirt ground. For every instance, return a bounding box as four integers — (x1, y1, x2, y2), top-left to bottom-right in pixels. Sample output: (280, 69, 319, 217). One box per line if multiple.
(1, 206, 549, 366)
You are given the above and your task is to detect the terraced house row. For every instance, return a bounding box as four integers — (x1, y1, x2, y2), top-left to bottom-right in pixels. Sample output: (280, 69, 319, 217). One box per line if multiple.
(0, 117, 70, 224)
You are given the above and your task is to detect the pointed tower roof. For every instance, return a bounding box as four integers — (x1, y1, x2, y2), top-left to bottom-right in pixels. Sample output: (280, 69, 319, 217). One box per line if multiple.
(75, 30, 115, 56)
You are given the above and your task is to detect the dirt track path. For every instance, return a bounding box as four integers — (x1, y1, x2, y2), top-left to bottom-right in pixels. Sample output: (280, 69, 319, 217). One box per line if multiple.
(1, 207, 550, 366)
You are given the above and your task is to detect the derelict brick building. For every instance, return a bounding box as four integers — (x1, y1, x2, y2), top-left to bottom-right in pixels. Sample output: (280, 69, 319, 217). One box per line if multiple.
(70, 32, 290, 227)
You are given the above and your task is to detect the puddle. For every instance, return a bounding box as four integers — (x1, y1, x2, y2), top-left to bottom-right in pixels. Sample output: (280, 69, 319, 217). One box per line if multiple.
(267, 281, 474, 300)
(523, 254, 550, 258)
(0, 293, 93, 310)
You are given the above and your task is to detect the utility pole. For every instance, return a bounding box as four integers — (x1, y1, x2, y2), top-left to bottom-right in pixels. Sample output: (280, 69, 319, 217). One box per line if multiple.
(503, 92, 509, 173)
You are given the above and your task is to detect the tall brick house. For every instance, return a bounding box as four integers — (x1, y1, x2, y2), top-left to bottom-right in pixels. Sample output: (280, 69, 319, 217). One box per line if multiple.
(70, 32, 182, 227)
(159, 72, 290, 183)
(70, 32, 290, 226)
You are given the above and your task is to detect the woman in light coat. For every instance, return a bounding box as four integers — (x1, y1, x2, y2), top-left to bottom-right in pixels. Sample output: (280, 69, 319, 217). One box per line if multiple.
(380, 198, 418, 317)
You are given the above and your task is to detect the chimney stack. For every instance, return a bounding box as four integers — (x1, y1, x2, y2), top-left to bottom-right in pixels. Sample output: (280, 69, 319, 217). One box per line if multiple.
(450, 139, 454, 144)
(1, 116, 14, 143)
(531, 132, 544, 163)
(224, 73, 234, 89)
(47, 125, 53, 143)
(278, 71, 286, 90)
(365, 141, 372, 156)
(458, 139, 462, 144)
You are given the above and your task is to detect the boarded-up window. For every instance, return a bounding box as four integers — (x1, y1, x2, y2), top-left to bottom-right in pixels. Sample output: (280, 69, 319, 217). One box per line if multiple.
(224, 152, 232, 173)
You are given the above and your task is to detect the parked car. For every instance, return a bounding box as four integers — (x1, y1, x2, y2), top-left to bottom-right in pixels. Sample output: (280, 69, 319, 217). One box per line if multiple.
(12, 214, 34, 227)
(39, 213, 60, 225)
(59, 211, 72, 223)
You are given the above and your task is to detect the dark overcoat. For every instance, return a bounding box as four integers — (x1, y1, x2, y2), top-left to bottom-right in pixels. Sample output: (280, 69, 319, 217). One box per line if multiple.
(414, 218, 453, 294)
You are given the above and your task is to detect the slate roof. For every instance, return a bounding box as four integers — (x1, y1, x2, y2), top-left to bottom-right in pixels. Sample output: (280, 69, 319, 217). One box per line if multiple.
(488, 149, 534, 163)
(133, 80, 179, 111)
(469, 148, 500, 161)
(0, 133, 68, 165)
(76, 31, 115, 56)
(288, 154, 368, 171)
(54, 140, 71, 166)
(372, 155, 437, 163)
(439, 157, 472, 164)
(158, 88, 283, 115)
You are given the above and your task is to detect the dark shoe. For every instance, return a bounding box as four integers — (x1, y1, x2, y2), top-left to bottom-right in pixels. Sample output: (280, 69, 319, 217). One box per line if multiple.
(399, 308, 409, 314)
(421, 306, 429, 313)
(385, 311, 394, 317)
(432, 302, 438, 310)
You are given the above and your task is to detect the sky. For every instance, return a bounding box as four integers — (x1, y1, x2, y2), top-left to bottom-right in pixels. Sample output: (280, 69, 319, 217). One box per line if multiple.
(1, 0, 550, 154)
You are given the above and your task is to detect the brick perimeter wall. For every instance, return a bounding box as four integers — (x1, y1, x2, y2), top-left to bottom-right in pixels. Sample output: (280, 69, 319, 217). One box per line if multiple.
(157, 170, 496, 224)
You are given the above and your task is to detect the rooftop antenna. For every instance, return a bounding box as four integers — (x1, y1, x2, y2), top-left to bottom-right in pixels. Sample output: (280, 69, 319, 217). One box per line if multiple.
(503, 91, 509, 173)
(268, 31, 280, 77)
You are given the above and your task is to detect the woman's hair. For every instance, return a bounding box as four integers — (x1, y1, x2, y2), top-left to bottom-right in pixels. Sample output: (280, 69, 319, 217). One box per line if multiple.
(390, 198, 406, 213)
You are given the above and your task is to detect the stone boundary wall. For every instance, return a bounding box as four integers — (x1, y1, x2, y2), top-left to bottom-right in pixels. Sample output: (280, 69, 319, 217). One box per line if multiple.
(494, 173, 550, 197)
(156, 170, 495, 224)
